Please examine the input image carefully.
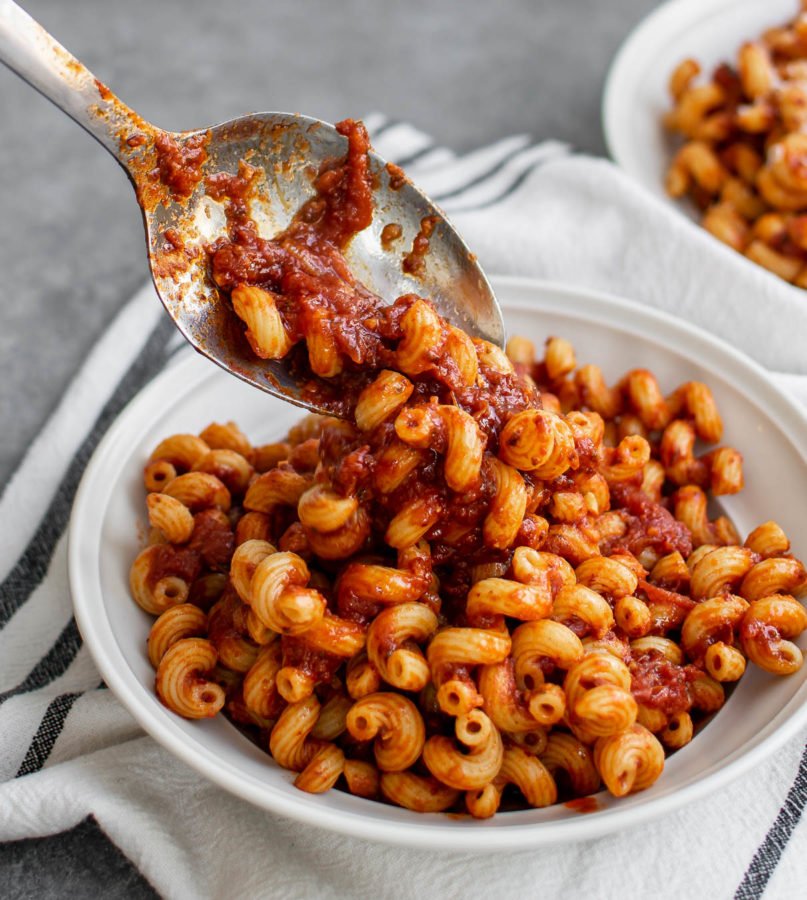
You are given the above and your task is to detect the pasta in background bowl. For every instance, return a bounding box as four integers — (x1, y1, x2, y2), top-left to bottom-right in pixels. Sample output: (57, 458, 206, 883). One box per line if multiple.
(68, 276, 807, 849)
(603, 0, 799, 223)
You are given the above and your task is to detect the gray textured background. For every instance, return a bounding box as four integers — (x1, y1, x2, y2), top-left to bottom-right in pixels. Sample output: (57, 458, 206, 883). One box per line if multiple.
(0, 0, 659, 895)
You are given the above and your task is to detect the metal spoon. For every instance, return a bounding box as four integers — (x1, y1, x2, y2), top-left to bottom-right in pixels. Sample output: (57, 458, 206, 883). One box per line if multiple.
(0, 0, 504, 416)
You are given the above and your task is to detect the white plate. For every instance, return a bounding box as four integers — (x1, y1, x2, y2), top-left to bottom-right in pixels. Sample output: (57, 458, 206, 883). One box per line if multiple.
(69, 276, 807, 850)
(602, 0, 797, 211)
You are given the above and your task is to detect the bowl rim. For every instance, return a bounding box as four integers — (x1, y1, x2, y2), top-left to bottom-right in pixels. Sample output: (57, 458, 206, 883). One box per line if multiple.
(603, 0, 683, 178)
(69, 275, 807, 850)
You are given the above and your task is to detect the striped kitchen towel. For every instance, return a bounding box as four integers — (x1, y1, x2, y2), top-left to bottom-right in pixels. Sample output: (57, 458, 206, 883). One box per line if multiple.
(1, 116, 807, 899)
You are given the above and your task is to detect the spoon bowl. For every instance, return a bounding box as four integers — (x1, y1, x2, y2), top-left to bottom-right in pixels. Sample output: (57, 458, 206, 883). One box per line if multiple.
(142, 113, 504, 413)
(0, 1, 504, 414)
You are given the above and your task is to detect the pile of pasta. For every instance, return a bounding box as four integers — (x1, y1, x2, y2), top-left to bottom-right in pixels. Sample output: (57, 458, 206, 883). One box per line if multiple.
(664, 1, 807, 286)
(130, 328, 807, 817)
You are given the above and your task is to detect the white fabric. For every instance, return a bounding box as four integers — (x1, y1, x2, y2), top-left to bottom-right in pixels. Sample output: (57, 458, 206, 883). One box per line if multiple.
(2, 122, 807, 900)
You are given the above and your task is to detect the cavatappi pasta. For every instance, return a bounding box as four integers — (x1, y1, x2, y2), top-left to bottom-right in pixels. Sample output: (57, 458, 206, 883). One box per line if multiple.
(130, 334, 807, 817)
(663, 1, 807, 287)
(129, 118, 807, 817)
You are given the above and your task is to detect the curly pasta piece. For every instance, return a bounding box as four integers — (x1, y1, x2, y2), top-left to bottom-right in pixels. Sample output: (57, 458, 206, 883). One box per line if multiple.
(482, 456, 528, 549)
(242, 643, 283, 720)
(630, 635, 684, 665)
(576, 556, 638, 598)
(466, 576, 552, 625)
(149, 434, 210, 471)
(346, 692, 426, 772)
(198, 420, 251, 457)
(290, 612, 366, 658)
(129, 545, 195, 615)
(575, 365, 622, 420)
(427, 627, 511, 716)
(444, 325, 479, 387)
(385, 496, 443, 550)
(144, 459, 177, 493)
(244, 465, 311, 513)
(366, 602, 438, 691)
(269, 696, 327, 771)
(477, 659, 544, 733)
(564, 652, 637, 740)
(354, 370, 414, 432)
(690, 671, 725, 713)
(690, 546, 755, 600)
(235, 512, 274, 546)
(251, 441, 290, 473)
(304, 507, 371, 559)
(345, 652, 382, 700)
(161, 471, 231, 512)
(740, 557, 807, 602)
(422, 708, 504, 790)
(249, 551, 326, 635)
(659, 711, 694, 750)
(148, 603, 208, 669)
(465, 746, 557, 818)
(681, 595, 749, 664)
(594, 725, 665, 797)
(297, 484, 359, 533)
(511, 547, 575, 594)
(229, 539, 276, 604)
(613, 595, 652, 638)
(498, 409, 578, 478)
(155, 638, 225, 719)
(294, 743, 346, 794)
(600, 435, 651, 484)
(309, 694, 353, 742)
(552, 584, 615, 639)
(395, 299, 445, 376)
(146, 493, 195, 544)
(336, 549, 430, 620)
(498, 744, 558, 809)
(703, 642, 746, 683)
(192, 448, 254, 496)
(343, 759, 381, 799)
(380, 771, 460, 812)
(231, 284, 295, 359)
(395, 402, 485, 493)
(740, 595, 807, 674)
(540, 732, 601, 796)
(512, 617, 583, 677)
(673, 485, 739, 548)
(744, 521, 790, 558)
(207, 594, 260, 673)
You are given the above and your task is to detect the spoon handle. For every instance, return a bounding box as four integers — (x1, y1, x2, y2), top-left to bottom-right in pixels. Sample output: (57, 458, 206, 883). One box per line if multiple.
(0, 0, 153, 172)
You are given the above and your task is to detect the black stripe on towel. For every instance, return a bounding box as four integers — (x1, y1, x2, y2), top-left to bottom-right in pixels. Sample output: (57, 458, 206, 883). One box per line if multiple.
(734, 741, 807, 899)
(431, 139, 540, 203)
(16, 690, 83, 777)
(444, 155, 550, 214)
(0, 618, 82, 706)
(366, 118, 399, 140)
(0, 313, 176, 631)
(390, 143, 437, 169)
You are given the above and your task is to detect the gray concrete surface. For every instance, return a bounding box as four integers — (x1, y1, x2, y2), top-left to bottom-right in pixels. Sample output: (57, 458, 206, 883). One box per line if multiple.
(0, 0, 659, 895)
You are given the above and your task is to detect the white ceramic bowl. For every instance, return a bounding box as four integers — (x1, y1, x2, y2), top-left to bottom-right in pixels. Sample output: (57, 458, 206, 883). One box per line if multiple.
(602, 0, 797, 212)
(69, 276, 807, 850)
